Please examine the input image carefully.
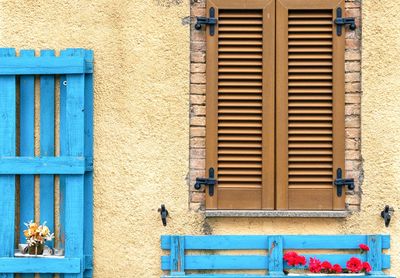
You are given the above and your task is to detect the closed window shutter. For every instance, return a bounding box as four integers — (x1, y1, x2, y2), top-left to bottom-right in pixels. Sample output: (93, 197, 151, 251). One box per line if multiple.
(206, 0, 275, 209)
(276, 0, 345, 210)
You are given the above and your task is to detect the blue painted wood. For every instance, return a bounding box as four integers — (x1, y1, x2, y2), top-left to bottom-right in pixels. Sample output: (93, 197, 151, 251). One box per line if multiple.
(268, 236, 283, 276)
(0, 258, 80, 273)
(161, 235, 392, 278)
(161, 254, 390, 270)
(367, 235, 384, 275)
(63, 49, 86, 278)
(0, 56, 92, 75)
(0, 48, 16, 278)
(161, 235, 390, 250)
(161, 275, 394, 278)
(39, 49, 56, 278)
(170, 236, 185, 276)
(18, 50, 35, 256)
(18, 48, 36, 278)
(83, 49, 94, 278)
(58, 50, 70, 278)
(0, 156, 87, 174)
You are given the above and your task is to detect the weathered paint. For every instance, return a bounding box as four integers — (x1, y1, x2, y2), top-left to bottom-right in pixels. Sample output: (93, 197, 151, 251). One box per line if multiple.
(0, 0, 398, 277)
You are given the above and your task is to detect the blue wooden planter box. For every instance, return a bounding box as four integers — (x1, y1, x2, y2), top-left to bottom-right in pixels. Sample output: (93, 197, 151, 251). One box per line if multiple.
(161, 235, 394, 278)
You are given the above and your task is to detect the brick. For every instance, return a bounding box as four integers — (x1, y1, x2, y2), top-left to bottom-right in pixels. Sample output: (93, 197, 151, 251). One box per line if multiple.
(345, 61, 361, 72)
(346, 128, 361, 139)
(345, 38, 360, 50)
(190, 94, 205, 105)
(345, 93, 361, 104)
(191, 127, 205, 137)
(345, 160, 361, 171)
(190, 148, 205, 159)
(190, 158, 205, 169)
(345, 138, 360, 150)
(191, 84, 206, 95)
(190, 116, 205, 126)
(189, 202, 202, 211)
(191, 73, 206, 84)
(345, 1, 361, 9)
(191, 63, 206, 73)
(192, 105, 206, 116)
(346, 150, 361, 160)
(345, 115, 360, 128)
(191, 51, 206, 63)
(345, 50, 361, 61)
(191, 192, 205, 203)
(345, 72, 361, 83)
(190, 137, 205, 148)
(192, 30, 206, 42)
(346, 8, 361, 18)
(345, 82, 361, 93)
(345, 104, 361, 116)
(191, 41, 206, 52)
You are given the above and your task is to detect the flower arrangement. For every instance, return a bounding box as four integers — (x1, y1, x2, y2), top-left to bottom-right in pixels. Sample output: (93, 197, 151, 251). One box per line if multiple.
(283, 244, 372, 275)
(23, 221, 54, 255)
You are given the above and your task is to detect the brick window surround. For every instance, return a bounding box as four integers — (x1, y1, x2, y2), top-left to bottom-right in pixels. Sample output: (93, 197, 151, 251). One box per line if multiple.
(189, 0, 362, 212)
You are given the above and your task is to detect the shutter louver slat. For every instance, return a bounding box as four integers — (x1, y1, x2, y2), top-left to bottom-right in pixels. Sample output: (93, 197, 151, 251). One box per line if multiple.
(206, 0, 275, 210)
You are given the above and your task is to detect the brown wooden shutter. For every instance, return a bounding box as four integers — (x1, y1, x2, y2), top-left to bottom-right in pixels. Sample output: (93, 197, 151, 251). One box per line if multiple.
(276, 0, 345, 210)
(206, 0, 275, 209)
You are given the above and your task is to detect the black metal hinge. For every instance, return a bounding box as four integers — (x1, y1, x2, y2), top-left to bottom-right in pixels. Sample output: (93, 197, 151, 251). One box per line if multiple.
(195, 7, 217, 36)
(194, 167, 217, 196)
(334, 7, 356, 36)
(333, 168, 355, 197)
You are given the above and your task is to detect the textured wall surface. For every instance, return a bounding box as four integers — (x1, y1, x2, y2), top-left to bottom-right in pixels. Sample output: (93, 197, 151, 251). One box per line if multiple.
(0, 0, 399, 277)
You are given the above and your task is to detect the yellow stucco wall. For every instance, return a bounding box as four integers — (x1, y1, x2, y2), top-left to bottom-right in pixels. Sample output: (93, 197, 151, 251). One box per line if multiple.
(0, 0, 399, 277)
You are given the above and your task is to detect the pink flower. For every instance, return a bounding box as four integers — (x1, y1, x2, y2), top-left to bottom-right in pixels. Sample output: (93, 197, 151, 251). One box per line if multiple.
(332, 264, 342, 273)
(321, 261, 333, 271)
(283, 251, 306, 266)
(346, 257, 363, 273)
(309, 257, 322, 273)
(363, 262, 372, 273)
(359, 244, 370, 252)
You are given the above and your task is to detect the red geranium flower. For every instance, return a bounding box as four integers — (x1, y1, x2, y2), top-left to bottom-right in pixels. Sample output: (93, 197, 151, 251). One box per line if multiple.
(346, 257, 363, 273)
(332, 264, 343, 273)
(359, 244, 370, 252)
(309, 257, 322, 273)
(363, 262, 372, 273)
(295, 255, 306, 266)
(321, 261, 333, 272)
(283, 251, 306, 266)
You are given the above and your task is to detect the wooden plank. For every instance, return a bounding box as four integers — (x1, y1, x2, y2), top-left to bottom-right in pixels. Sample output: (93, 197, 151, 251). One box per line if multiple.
(0, 258, 80, 273)
(162, 255, 268, 270)
(161, 235, 389, 250)
(18, 51, 36, 275)
(161, 275, 393, 278)
(0, 47, 16, 278)
(39, 49, 56, 278)
(0, 56, 92, 75)
(0, 157, 87, 174)
(268, 236, 283, 275)
(170, 236, 185, 275)
(367, 235, 384, 275)
(83, 49, 94, 278)
(161, 253, 390, 271)
(59, 50, 70, 278)
(63, 49, 86, 278)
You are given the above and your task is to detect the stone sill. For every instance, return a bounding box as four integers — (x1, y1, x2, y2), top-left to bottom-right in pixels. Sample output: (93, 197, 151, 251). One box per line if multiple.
(204, 210, 351, 218)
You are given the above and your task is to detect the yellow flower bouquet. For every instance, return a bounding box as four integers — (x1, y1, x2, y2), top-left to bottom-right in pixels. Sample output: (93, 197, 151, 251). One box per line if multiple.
(23, 221, 54, 255)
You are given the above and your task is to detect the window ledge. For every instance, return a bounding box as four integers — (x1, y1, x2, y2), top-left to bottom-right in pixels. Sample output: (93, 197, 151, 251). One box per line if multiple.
(204, 210, 351, 218)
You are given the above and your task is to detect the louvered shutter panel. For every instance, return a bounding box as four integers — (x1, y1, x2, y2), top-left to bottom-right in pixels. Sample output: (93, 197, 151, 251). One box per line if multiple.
(276, 0, 345, 210)
(206, 0, 275, 209)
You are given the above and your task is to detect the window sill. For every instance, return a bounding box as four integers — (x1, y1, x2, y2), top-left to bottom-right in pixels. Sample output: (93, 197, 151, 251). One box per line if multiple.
(204, 210, 351, 218)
